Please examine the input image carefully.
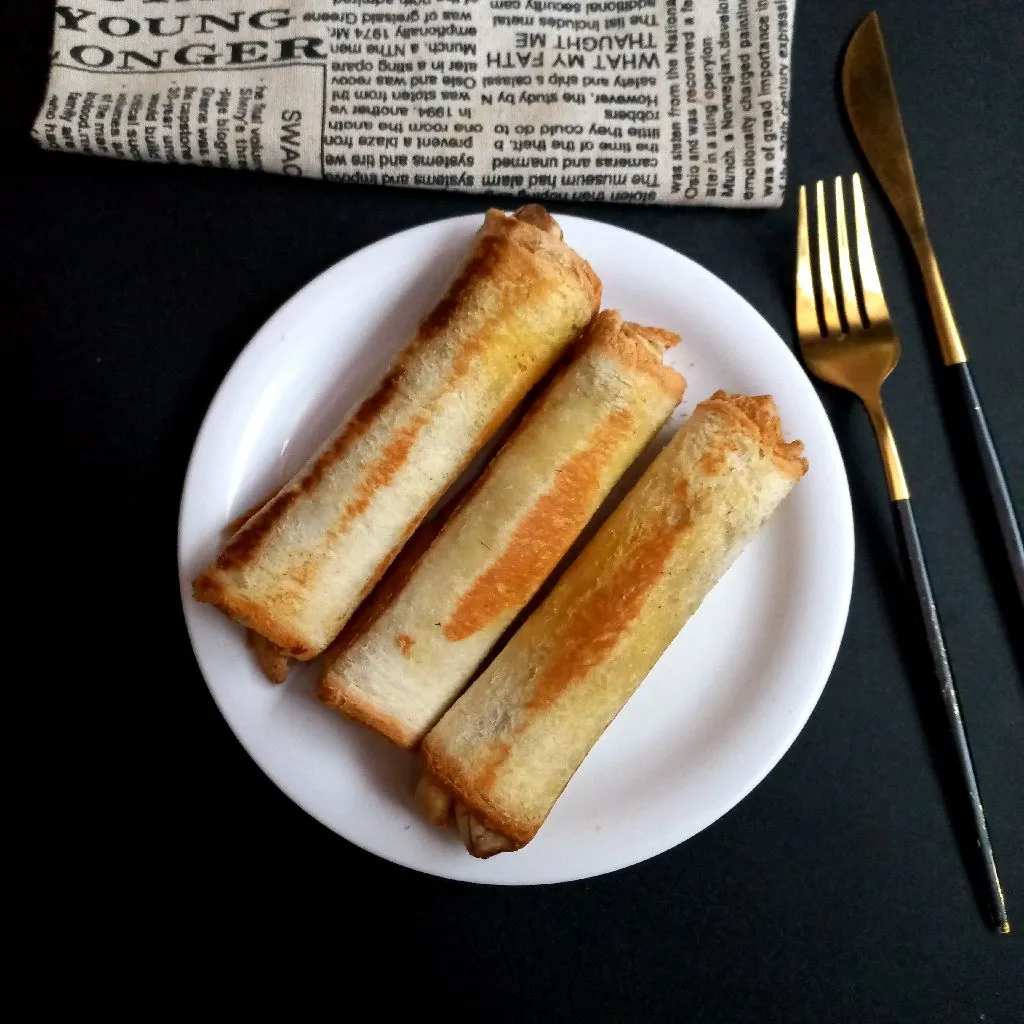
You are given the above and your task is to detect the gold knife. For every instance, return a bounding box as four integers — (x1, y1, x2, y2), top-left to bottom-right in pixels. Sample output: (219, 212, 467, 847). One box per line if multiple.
(843, 11, 1024, 609)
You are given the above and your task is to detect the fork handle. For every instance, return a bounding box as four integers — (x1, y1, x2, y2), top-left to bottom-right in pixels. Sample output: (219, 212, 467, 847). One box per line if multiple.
(891, 496, 1009, 933)
(947, 362, 1024, 607)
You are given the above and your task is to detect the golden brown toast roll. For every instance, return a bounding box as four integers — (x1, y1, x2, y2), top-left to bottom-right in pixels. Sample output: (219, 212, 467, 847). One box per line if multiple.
(421, 391, 808, 856)
(318, 311, 686, 746)
(192, 206, 600, 659)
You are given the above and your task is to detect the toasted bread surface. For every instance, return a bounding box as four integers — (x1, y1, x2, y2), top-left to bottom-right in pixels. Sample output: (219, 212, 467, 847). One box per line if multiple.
(193, 207, 601, 657)
(422, 391, 807, 849)
(319, 311, 685, 744)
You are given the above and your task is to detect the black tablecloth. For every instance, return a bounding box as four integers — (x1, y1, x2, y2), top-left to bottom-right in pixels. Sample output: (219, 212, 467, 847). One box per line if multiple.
(12, 1, 1022, 1014)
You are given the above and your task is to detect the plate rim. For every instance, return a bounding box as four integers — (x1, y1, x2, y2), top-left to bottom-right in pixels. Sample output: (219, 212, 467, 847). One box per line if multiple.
(178, 211, 854, 884)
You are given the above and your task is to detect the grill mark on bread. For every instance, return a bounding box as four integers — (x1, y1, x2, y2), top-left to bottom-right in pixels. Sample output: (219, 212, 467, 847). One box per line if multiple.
(467, 497, 695, 793)
(225, 495, 273, 537)
(442, 407, 637, 642)
(700, 450, 726, 475)
(212, 371, 405, 571)
(334, 416, 427, 534)
(522, 512, 690, 711)
(212, 490, 300, 571)
(474, 740, 512, 797)
(414, 214, 558, 358)
(415, 233, 504, 344)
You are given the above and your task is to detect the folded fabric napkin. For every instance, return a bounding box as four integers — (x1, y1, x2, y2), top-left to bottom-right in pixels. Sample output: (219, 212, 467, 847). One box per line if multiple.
(32, 0, 793, 207)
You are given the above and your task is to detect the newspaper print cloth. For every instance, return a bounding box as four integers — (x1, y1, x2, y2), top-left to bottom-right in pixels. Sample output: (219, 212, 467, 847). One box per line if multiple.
(33, 0, 794, 207)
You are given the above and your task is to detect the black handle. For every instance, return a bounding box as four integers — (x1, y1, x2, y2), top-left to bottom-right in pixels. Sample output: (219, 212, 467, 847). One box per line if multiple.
(891, 497, 1009, 932)
(948, 362, 1024, 606)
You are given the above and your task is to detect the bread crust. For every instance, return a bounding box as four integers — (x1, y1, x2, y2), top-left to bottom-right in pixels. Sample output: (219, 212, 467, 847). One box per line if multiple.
(421, 744, 534, 847)
(701, 390, 808, 479)
(321, 682, 419, 748)
(420, 391, 807, 852)
(193, 207, 601, 658)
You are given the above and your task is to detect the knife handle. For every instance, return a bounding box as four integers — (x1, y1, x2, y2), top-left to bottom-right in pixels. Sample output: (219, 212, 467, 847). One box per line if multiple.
(948, 361, 1024, 606)
(915, 240, 968, 366)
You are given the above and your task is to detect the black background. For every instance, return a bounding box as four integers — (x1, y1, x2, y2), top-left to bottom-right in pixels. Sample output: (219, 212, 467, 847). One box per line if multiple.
(11, 1, 1023, 1016)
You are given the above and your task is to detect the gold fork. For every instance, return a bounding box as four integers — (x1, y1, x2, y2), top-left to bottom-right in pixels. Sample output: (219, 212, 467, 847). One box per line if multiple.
(796, 173, 1009, 934)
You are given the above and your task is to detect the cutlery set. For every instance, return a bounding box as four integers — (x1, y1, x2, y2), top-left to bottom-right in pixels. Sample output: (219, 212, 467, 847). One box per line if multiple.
(794, 12, 1019, 933)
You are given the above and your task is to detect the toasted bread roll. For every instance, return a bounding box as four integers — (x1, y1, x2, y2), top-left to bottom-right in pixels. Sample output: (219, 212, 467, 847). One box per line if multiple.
(318, 311, 686, 746)
(421, 391, 808, 854)
(193, 206, 601, 659)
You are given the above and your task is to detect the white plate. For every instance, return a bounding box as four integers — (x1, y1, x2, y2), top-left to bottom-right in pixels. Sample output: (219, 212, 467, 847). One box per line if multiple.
(179, 213, 853, 884)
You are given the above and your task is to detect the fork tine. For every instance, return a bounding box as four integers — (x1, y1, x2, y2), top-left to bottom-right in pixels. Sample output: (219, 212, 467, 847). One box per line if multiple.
(795, 186, 821, 340)
(852, 173, 889, 326)
(815, 181, 843, 336)
(834, 177, 862, 330)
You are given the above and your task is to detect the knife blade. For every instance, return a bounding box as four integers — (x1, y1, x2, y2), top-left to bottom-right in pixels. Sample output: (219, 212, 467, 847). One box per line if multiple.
(841, 10, 966, 366)
(842, 13, 929, 240)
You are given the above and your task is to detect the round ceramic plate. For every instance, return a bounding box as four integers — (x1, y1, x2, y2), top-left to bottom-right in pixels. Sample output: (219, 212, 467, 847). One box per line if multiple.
(179, 213, 853, 884)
